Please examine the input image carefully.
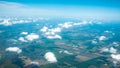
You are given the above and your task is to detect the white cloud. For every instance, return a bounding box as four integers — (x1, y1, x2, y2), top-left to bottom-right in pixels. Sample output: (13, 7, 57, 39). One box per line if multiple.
(100, 47, 117, 54)
(100, 47, 109, 52)
(111, 54, 120, 66)
(60, 50, 73, 55)
(40, 26, 48, 32)
(40, 22, 75, 39)
(109, 47, 117, 54)
(44, 52, 57, 63)
(73, 20, 94, 26)
(0, 19, 12, 26)
(58, 22, 73, 28)
(25, 33, 39, 41)
(81, 20, 88, 25)
(5, 47, 22, 54)
(41, 26, 61, 33)
(73, 22, 82, 26)
(40, 21, 94, 39)
(18, 37, 27, 42)
(41, 26, 62, 39)
(0, 17, 49, 26)
(111, 54, 120, 61)
(46, 34, 62, 39)
(21, 32, 28, 35)
(49, 27, 61, 33)
(30, 61, 39, 65)
(98, 36, 107, 41)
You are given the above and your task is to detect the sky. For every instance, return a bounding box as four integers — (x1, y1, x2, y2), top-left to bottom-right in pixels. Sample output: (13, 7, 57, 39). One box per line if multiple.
(0, 0, 120, 21)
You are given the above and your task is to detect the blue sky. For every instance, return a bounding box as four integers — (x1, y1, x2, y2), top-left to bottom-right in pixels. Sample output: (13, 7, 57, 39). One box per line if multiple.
(2, 0, 120, 7)
(0, 0, 120, 21)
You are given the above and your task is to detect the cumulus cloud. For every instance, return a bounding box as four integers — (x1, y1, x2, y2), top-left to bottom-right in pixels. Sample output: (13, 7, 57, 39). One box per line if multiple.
(98, 36, 107, 41)
(46, 34, 62, 39)
(0, 18, 12, 26)
(73, 22, 82, 25)
(58, 22, 73, 28)
(40, 26, 48, 32)
(40, 22, 73, 39)
(21, 32, 28, 35)
(40, 21, 94, 39)
(41, 26, 62, 34)
(59, 50, 73, 55)
(101, 47, 117, 54)
(25, 33, 39, 41)
(49, 27, 61, 33)
(18, 37, 27, 42)
(73, 20, 94, 26)
(40, 26, 62, 39)
(109, 47, 117, 54)
(0, 17, 49, 26)
(111, 54, 120, 66)
(111, 54, 120, 61)
(101, 47, 109, 52)
(80, 20, 88, 25)
(30, 61, 39, 65)
(0, 18, 31, 26)
(19, 33, 39, 42)
(5, 47, 22, 54)
(44, 52, 57, 63)
(101, 47, 118, 65)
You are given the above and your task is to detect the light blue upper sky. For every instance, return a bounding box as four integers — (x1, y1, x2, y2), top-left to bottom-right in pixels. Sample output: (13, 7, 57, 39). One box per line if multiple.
(2, 0, 120, 8)
(0, 0, 120, 21)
